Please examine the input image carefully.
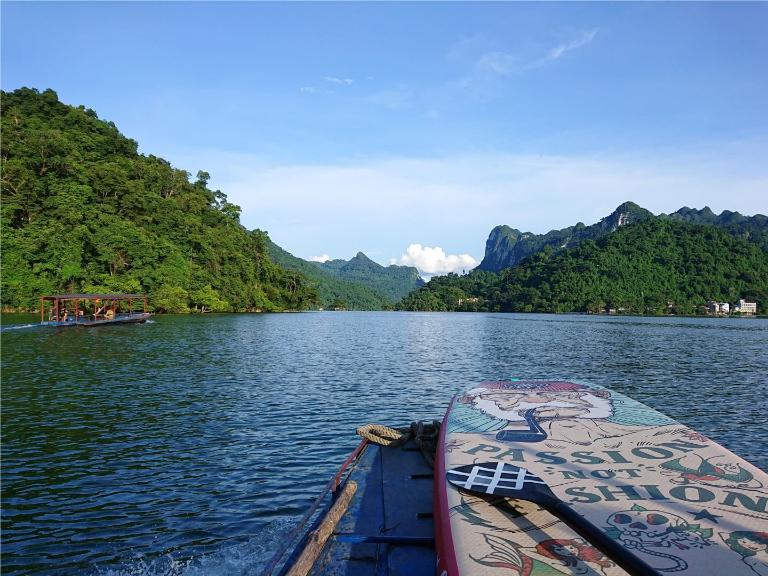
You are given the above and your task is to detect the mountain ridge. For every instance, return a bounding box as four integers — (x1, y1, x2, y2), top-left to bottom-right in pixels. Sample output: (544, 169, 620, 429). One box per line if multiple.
(399, 218, 768, 314)
(266, 243, 424, 309)
(265, 241, 393, 310)
(312, 252, 424, 303)
(478, 202, 767, 272)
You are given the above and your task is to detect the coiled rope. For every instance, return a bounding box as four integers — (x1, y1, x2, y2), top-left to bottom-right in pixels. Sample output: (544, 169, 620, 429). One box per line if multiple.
(356, 420, 441, 467)
(355, 423, 410, 446)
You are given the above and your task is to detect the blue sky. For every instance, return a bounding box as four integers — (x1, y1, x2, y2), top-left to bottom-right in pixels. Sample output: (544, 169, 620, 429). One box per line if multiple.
(3, 2, 767, 275)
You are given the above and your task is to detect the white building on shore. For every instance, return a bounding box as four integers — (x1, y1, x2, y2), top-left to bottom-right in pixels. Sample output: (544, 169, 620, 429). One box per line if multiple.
(735, 299, 758, 316)
(706, 301, 730, 315)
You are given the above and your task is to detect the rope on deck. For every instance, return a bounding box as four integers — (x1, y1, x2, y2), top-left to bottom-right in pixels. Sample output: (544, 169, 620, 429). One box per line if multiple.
(263, 420, 441, 576)
(355, 423, 410, 446)
(356, 420, 441, 468)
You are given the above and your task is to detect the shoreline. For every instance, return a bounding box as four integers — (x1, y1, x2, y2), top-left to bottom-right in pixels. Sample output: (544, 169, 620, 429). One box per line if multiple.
(2, 309, 764, 319)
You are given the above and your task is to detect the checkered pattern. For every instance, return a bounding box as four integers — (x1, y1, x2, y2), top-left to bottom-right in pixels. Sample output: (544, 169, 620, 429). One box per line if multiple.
(447, 462, 545, 496)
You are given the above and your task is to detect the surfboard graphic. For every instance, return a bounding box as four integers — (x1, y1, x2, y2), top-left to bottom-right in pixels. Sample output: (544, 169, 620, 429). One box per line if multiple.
(435, 380, 768, 576)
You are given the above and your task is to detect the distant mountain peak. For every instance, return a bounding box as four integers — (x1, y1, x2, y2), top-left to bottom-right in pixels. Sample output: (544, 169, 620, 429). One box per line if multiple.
(352, 251, 375, 263)
(299, 250, 424, 302)
(602, 201, 654, 231)
(346, 252, 382, 272)
(616, 200, 643, 210)
(667, 206, 750, 226)
(478, 201, 768, 273)
(478, 202, 654, 271)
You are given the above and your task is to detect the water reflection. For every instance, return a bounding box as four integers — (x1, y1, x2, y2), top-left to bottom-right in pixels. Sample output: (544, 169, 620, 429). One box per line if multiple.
(2, 312, 766, 574)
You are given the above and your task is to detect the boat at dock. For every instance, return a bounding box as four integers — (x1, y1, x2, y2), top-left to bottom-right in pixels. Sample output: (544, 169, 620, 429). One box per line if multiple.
(39, 294, 151, 327)
(269, 380, 768, 576)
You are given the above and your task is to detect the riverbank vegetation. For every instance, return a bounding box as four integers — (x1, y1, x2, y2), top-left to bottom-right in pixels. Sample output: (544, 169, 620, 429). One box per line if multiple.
(4, 88, 766, 317)
(398, 219, 768, 314)
(1, 88, 318, 312)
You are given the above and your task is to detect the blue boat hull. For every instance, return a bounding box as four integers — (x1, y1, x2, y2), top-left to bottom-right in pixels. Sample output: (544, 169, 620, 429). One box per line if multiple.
(279, 439, 436, 575)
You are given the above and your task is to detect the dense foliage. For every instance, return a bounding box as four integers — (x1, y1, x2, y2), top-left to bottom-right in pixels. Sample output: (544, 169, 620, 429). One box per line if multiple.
(266, 241, 392, 310)
(478, 201, 654, 271)
(668, 207, 768, 252)
(314, 252, 423, 303)
(479, 201, 768, 273)
(265, 247, 423, 310)
(1, 88, 317, 312)
(398, 219, 768, 314)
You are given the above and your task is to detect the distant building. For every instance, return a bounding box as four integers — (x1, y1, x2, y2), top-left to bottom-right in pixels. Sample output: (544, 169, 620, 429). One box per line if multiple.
(736, 299, 757, 316)
(706, 301, 730, 315)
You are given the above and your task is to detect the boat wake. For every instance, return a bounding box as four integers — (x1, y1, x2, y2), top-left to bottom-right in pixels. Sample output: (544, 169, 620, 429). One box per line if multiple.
(93, 555, 192, 576)
(92, 518, 297, 576)
(0, 323, 38, 332)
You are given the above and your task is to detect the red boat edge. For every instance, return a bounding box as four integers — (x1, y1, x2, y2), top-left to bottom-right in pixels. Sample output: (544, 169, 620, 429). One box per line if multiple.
(434, 396, 461, 576)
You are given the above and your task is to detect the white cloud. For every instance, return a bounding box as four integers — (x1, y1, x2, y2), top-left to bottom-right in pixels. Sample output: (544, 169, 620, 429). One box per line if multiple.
(547, 29, 598, 61)
(475, 28, 599, 76)
(324, 76, 354, 85)
(301, 77, 354, 94)
(391, 244, 478, 277)
(477, 51, 520, 75)
(309, 254, 331, 262)
(175, 139, 768, 268)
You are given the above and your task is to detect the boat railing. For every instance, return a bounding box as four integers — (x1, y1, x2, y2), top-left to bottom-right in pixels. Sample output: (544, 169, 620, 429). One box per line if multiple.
(40, 293, 149, 325)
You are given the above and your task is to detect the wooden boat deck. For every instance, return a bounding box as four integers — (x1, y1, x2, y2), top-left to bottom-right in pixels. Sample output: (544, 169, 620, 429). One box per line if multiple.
(39, 293, 150, 328)
(280, 439, 436, 576)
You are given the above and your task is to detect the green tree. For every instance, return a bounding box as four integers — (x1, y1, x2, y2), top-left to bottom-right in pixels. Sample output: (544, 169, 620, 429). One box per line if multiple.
(151, 285, 190, 313)
(190, 285, 229, 313)
(0, 88, 318, 312)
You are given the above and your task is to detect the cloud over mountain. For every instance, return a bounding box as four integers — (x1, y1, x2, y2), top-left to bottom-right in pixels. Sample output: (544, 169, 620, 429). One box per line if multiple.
(390, 244, 477, 277)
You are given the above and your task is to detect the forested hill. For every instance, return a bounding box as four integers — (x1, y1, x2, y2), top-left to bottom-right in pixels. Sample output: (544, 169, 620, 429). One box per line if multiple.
(668, 207, 768, 251)
(479, 201, 768, 272)
(1, 87, 317, 312)
(264, 246, 423, 310)
(478, 201, 654, 271)
(398, 219, 768, 314)
(314, 252, 424, 302)
(266, 241, 393, 310)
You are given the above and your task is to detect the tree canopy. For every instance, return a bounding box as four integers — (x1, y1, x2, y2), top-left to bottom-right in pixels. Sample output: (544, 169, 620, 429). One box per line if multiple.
(398, 219, 768, 315)
(266, 240, 394, 310)
(1, 87, 317, 312)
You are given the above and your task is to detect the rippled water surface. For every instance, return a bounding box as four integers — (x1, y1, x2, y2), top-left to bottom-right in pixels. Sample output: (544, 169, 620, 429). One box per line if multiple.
(2, 312, 767, 574)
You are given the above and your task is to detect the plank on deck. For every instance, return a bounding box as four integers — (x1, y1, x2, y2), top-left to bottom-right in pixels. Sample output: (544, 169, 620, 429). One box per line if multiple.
(311, 441, 436, 576)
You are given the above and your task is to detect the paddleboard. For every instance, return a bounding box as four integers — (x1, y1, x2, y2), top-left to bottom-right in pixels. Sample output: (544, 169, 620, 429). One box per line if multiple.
(435, 380, 768, 576)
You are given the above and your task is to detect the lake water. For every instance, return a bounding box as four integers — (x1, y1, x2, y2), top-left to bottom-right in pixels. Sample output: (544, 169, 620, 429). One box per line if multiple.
(2, 312, 767, 575)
